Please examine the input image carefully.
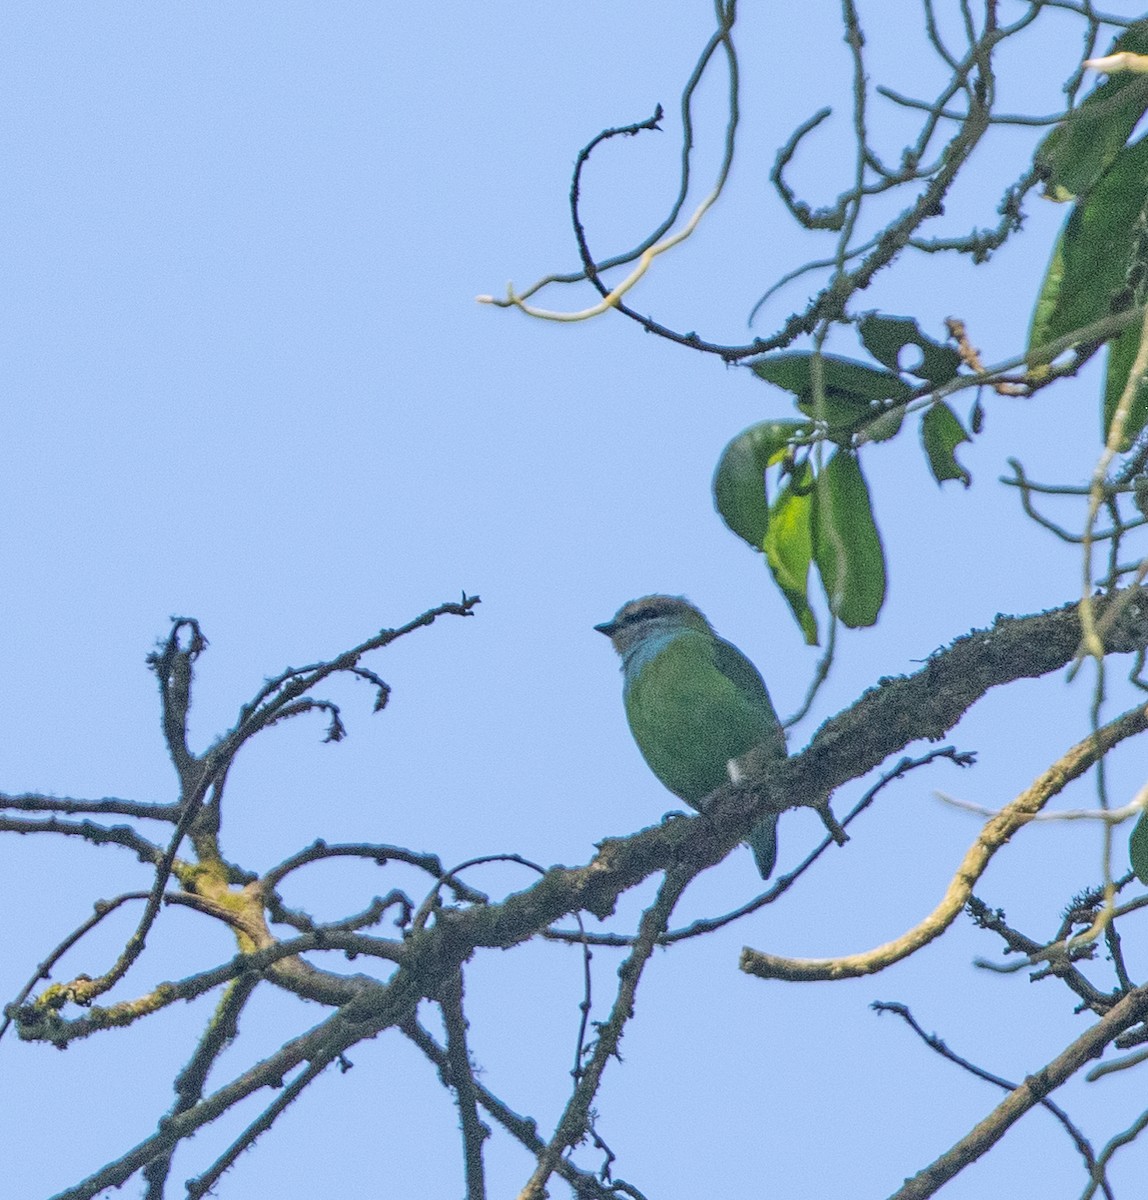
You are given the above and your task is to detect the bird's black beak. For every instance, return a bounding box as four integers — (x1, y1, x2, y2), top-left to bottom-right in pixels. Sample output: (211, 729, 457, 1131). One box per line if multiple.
(594, 620, 618, 637)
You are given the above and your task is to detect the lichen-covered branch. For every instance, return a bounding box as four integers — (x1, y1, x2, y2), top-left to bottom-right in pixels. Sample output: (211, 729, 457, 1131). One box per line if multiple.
(8, 586, 1148, 1196)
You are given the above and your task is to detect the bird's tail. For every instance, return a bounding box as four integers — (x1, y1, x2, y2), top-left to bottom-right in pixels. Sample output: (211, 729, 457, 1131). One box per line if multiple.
(746, 813, 779, 880)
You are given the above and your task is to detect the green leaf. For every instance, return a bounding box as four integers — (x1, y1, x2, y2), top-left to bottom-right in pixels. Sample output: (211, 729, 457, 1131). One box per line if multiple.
(750, 352, 912, 433)
(1103, 316, 1148, 449)
(860, 406, 905, 444)
(1036, 21, 1148, 200)
(712, 420, 811, 550)
(858, 314, 962, 386)
(1028, 133, 1148, 354)
(1027, 228, 1066, 363)
(764, 462, 818, 645)
(811, 451, 886, 628)
(921, 402, 972, 487)
(1130, 810, 1148, 884)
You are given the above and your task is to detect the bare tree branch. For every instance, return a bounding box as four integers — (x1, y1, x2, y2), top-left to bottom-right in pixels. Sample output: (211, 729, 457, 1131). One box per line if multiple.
(889, 981, 1148, 1200)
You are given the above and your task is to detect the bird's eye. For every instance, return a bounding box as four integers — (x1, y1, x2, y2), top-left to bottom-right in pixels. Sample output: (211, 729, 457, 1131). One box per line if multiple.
(629, 606, 661, 624)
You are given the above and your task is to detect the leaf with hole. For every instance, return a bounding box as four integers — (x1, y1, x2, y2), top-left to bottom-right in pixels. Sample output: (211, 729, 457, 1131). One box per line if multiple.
(859, 313, 962, 386)
(921, 402, 972, 487)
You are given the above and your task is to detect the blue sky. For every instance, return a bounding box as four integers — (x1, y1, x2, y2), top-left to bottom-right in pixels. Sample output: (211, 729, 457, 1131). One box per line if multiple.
(3, 4, 1148, 1197)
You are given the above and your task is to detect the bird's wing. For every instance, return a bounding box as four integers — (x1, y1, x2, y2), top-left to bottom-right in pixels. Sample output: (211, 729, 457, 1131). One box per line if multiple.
(711, 637, 786, 757)
(711, 637, 768, 702)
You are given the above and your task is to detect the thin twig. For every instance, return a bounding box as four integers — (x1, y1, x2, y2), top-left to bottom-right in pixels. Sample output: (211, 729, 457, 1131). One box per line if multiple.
(874, 1001, 1111, 1199)
(889, 981, 1148, 1200)
(518, 870, 691, 1200)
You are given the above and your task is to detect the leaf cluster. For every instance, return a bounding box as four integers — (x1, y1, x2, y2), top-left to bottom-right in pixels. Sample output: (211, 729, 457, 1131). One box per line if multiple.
(713, 314, 970, 642)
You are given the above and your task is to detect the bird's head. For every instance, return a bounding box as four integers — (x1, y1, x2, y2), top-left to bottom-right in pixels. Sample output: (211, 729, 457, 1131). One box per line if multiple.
(594, 595, 713, 658)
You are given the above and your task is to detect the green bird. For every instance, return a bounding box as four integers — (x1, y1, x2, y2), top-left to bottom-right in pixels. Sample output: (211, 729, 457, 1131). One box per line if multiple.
(595, 595, 787, 879)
